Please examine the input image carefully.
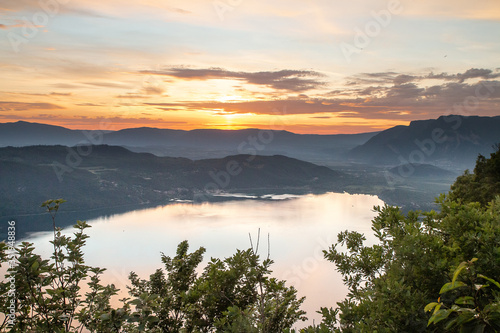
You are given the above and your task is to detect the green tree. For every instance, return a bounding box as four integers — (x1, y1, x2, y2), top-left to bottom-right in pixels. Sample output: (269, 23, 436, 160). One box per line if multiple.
(127, 243, 306, 332)
(125, 240, 205, 332)
(302, 147, 500, 332)
(0, 199, 123, 332)
(1, 200, 306, 332)
(448, 144, 500, 206)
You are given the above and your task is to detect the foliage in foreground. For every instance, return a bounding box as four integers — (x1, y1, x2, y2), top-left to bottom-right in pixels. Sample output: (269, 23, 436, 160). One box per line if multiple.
(307, 197, 500, 332)
(301, 146, 500, 332)
(0, 200, 305, 332)
(426, 258, 500, 332)
(448, 144, 500, 206)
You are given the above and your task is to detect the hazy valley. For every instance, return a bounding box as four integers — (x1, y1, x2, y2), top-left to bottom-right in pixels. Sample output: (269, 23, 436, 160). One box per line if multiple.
(1, 115, 497, 239)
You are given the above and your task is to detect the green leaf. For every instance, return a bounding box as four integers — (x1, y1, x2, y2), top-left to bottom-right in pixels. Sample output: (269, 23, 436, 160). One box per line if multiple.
(454, 311, 476, 327)
(425, 302, 439, 312)
(440, 281, 467, 294)
(445, 317, 459, 330)
(455, 296, 474, 306)
(468, 323, 486, 333)
(429, 309, 452, 325)
(452, 261, 468, 285)
(478, 274, 500, 289)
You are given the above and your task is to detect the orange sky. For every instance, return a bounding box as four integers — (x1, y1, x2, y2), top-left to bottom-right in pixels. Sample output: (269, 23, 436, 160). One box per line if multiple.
(1, 0, 499, 134)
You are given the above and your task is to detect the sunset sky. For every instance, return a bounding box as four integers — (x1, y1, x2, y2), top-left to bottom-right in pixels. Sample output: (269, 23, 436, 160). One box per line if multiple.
(1, 0, 499, 134)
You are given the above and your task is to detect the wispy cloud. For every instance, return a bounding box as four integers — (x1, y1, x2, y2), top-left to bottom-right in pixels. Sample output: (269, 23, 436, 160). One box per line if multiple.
(141, 85, 166, 95)
(75, 103, 104, 107)
(116, 94, 151, 99)
(348, 68, 500, 86)
(0, 113, 187, 129)
(427, 68, 500, 83)
(140, 67, 326, 92)
(166, 7, 191, 14)
(5, 92, 73, 97)
(83, 82, 134, 89)
(0, 101, 65, 111)
(0, 22, 39, 29)
(49, 92, 72, 96)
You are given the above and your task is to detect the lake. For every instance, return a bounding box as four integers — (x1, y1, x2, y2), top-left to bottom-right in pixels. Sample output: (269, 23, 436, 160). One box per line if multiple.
(23, 192, 384, 327)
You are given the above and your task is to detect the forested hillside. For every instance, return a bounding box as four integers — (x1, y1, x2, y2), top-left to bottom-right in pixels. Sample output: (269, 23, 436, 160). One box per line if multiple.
(0, 145, 346, 217)
(349, 115, 500, 169)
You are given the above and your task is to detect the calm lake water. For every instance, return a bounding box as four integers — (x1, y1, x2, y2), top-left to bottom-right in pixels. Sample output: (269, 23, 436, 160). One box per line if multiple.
(24, 192, 384, 327)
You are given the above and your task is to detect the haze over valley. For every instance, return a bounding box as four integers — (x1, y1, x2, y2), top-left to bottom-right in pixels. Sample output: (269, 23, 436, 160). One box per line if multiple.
(1, 115, 498, 239)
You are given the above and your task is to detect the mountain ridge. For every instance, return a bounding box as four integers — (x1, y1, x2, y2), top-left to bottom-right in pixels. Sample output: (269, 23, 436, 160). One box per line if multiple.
(348, 115, 500, 169)
(0, 121, 379, 162)
(0, 144, 348, 218)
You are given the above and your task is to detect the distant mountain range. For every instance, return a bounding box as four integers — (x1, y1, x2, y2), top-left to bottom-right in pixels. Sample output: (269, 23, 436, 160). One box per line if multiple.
(1, 116, 498, 170)
(0, 121, 377, 162)
(349, 115, 500, 170)
(388, 163, 457, 178)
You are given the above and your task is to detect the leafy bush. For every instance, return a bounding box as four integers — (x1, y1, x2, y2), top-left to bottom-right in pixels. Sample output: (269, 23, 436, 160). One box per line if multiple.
(426, 258, 500, 332)
(300, 146, 500, 332)
(448, 144, 500, 205)
(0, 200, 305, 332)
